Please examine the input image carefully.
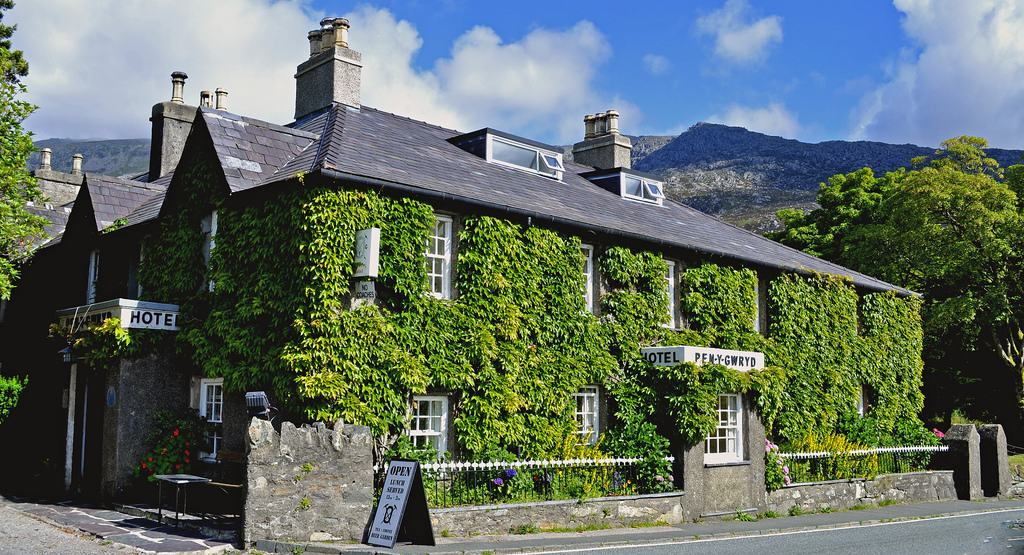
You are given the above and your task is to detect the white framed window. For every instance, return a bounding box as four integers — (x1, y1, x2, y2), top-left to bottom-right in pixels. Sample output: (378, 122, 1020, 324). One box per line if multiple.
(664, 260, 676, 328)
(85, 249, 100, 303)
(201, 211, 218, 292)
(487, 135, 564, 180)
(408, 395, 448, 455)
(621, 174, 665, 205)
(705, 393, 743, 464)
(425, 215, 453, 299)
(199, 378, 224, 460)
(581, 244, 594, 313)
(574, 386, 599, 445)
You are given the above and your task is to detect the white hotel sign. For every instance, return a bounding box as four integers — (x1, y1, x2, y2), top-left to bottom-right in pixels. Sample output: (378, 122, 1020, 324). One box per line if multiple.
(641, 345, 764, 371)
(56, 298, 180, 331)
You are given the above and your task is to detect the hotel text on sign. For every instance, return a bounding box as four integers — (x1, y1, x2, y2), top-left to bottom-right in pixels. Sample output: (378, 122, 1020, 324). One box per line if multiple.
(640, 345, 764, 371)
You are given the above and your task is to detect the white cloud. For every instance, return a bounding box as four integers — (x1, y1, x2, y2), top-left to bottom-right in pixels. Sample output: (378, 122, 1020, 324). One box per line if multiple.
(10, 1, 625, 145)
(433, 20, 616, 142)
(695, 0, 782, 65)
(11, 0, 317, 140)
(707, 103, 802, 139)
(851, 0, 1024, 148)
(643, 54, 671, 75)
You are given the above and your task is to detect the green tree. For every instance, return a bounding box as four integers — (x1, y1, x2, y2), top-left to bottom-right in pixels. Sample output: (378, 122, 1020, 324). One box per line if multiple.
(771, 137, 1024, 433)
(0, 0, 44, 300)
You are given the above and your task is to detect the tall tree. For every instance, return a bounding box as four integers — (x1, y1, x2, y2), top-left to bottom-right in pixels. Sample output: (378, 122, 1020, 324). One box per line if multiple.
(0, 0, 44, 300)
(771, 137, 1024, 433)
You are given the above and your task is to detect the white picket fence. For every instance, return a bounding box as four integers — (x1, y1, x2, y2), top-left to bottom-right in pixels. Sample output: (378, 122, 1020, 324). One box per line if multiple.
(779, 445, 948, 460)
(376, 455, 675, 474)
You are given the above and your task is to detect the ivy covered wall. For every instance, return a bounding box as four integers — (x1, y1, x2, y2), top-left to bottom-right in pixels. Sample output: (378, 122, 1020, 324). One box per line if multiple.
(137, 168, 928, 460)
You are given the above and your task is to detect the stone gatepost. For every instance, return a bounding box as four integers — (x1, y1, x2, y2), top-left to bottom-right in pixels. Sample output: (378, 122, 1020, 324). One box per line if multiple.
(243, 418, 373, 546)
(939, 424, 983, 500)
(978, 424, 1012, 498)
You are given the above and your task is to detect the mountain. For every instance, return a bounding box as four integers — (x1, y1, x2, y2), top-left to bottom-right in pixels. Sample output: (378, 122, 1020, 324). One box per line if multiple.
(28, 138, 150, 178)
(628, 123, 1024, 233)
(30, 126, 1024, 234)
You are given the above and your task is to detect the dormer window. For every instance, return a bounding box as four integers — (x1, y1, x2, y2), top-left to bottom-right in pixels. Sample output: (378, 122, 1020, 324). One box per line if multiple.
(449, 128, 564, 180)
(623, 175, 665, 204)
(581, 168, 667, 206)
(488, 135, 564, 179)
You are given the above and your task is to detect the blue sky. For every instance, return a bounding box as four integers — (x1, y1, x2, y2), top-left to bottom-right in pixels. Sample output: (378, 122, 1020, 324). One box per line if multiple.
(10, 1, 1024, 149)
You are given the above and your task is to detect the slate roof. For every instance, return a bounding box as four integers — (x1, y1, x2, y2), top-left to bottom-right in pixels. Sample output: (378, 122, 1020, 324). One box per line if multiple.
(200, 108, 318, 193)
(249, 104, 906, 295)
(99, 101, 906, 296)
(83, 173, 167, 230)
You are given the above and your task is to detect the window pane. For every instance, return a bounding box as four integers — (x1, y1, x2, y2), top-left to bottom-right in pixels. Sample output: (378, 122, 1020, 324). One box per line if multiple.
(492, 139, 539, 170)
(623, 176, 643, 197)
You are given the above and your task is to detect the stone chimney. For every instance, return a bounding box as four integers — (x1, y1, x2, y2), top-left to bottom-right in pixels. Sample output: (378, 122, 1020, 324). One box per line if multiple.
(572, 110, 632, 170)
(294, 17, 362, 120)
(71, 153, 83, 175)
(39, 148, 51, 171)
(200, 90, 213, 107)
(150, 71, 198, 180)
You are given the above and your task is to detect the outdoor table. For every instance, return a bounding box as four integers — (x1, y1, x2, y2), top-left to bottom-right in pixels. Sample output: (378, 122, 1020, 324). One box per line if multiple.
(154, 474, 211, 523)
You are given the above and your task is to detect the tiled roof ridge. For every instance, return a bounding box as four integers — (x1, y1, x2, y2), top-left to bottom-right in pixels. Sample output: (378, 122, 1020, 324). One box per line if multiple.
(200, 106, 319, 141)
(83, 172, 167, 192)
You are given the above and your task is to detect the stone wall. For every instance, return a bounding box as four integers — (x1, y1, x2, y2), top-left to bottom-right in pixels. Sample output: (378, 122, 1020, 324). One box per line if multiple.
(429, 493, 685, 536)
(765, 471, 956, 514)
(243, 419, 373, 545)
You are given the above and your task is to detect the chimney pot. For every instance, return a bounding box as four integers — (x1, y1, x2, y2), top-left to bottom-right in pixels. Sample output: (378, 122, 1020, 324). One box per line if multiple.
(595, 112, 608, 136)
(331, 17, 350, 48)
(71, 153, 83, 175)
(215, 88, 228, 110)
(40, 148, 52, 171)
(584, 115, 596, 140)
(308, 30, 322, 58)
(200, 91, 213, 107)
(170, 71, 188, 103)
(606, 110, 620, 135)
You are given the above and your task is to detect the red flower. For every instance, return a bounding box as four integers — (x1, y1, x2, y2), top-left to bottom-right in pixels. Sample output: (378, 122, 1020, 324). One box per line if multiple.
(184, 450, 190, 456)
(185, 441, 190, 446)
(175, 464, 181, 469)
(173, 429, 179, 436)
(185, 459, 190, 463)
(148, 457, 153, 462)
(141, 463, 146, 468)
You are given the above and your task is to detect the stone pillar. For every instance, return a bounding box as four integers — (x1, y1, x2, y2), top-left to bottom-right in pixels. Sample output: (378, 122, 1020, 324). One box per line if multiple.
(244, 419, 373, 546)
(938, 424, 983, 500)
(71, 154, 83, 175)
(978, 424, 1011, 498)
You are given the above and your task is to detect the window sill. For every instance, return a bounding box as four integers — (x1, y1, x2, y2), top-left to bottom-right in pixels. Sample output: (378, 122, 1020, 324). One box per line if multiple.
(703, 460, 750, 468)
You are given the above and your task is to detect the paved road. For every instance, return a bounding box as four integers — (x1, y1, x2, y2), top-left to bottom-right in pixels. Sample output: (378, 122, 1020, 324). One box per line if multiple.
(541, 508, 1024, 555)
(0, 501, 139, 555)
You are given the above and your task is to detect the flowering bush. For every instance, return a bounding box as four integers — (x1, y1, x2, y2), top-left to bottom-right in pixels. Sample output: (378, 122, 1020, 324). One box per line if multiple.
(764, 438, 790, 491)
(133, 410, 210, 482)
(489, 467, 521, 499)
(933, 428, 945, 439)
